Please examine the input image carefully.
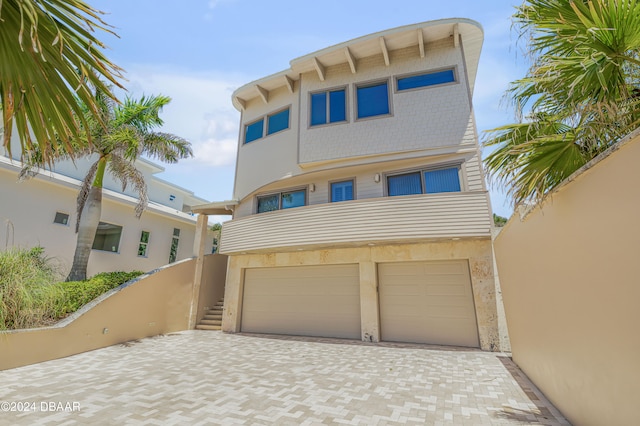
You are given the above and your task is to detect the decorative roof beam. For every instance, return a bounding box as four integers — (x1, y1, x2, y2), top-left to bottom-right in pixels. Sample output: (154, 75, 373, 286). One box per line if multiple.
(284, 75, 295, 93)
(417, 29, 425, 58)
(256, 84, 269, 104)
(379, 36, 390, 66)
(453, 23, 460, 48)
(313, 57, 326, 81)
(344, 47, 357, 74)
(234, 96, 246, 110)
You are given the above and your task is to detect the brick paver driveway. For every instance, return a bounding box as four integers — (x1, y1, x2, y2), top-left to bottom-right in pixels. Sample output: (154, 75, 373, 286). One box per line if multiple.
(0, 331, 568, 425)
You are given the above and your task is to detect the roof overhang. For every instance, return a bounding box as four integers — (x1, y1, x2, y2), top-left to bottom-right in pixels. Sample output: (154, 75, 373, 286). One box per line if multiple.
(191, 200, 238, 215)
(232, 18, 483, 111)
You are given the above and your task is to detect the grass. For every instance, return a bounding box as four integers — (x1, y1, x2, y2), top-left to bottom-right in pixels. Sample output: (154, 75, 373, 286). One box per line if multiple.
(0, 247, 143, 330)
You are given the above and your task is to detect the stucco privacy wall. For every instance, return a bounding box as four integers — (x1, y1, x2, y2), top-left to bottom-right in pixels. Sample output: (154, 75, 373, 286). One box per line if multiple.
(0, 259, 197, 371)
(493, 131, 640, 425)
(222, 239, 502, 351)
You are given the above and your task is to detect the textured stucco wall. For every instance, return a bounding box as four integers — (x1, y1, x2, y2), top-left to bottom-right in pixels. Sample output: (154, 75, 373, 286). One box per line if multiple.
(494, 132, 640, 425)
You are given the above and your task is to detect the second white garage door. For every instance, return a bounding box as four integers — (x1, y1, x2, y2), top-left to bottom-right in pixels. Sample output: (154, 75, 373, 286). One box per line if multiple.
(378, 260, 479, 347)
(241, 264, 361, 339)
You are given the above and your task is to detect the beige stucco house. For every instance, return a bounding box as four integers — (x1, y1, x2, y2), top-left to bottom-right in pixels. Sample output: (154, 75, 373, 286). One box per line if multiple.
(195, 18, 506, 351)
(1, 151, 215, 277)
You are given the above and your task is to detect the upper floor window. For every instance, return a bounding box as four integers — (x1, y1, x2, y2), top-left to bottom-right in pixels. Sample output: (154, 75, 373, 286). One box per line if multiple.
(330, 180, 354, 202)
(92, 222, 122, 253)
(267, 108, 290, 135)
(356, 81, 390, 119)
(244, 107, 290, 144)
(387, 166, 461, 197)
(396, 68, 456, 91)
(257, 189, 306, 213)
(310, 88, 347, 126)
(244, 119, 264, 144)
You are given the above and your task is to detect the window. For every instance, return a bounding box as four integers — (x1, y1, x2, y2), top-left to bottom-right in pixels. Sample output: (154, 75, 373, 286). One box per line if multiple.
(243, 107, 291, 144)
(244, 119, 264, 144)
(92, 222, 123, 252)
(310, 88, 346, 126)
(356, 81, 390, 119)
(169, 228, 180, 263)
(53, 212, 69, 225)
(387, 166, 461, 196)
(257, 189, 306, 213)
(397, 69, 456, 91)
(331, 180, 354, 202)
(212, 237, 218, 254)
(138, 231, 150, 257)
(267, 108, 290, 135)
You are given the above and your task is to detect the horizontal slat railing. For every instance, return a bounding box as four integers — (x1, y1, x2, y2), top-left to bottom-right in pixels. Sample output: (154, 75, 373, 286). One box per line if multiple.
(220, 192, 492, 254)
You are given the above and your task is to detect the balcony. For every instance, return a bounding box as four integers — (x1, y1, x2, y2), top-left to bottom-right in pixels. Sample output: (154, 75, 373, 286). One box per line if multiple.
(219, 191, 492, 254)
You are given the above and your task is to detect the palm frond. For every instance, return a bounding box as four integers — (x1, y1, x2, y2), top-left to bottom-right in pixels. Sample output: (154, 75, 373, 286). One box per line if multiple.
(0, 0, 124, 164)
(142, 132, 193, 163)
(108, 154, 148, 218)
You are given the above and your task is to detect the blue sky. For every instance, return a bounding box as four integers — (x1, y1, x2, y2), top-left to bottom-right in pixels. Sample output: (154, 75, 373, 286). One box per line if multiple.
(93, 0, 528, 219)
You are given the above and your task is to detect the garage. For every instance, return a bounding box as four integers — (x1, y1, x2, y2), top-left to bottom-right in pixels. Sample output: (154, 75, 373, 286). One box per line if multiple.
(378, 260, 479, 347)
(241, 264, 361, 339)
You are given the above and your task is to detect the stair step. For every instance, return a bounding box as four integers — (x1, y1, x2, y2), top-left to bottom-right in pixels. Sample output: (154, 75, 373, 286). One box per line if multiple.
(203, 314, 222, 320)
(200, 319, 222, 326)
(196, 324, 221, 331)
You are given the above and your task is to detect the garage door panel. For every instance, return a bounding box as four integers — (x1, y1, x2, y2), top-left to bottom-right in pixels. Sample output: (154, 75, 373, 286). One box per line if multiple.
(379, 260, 479, 348)
(241, 264, 361, 339)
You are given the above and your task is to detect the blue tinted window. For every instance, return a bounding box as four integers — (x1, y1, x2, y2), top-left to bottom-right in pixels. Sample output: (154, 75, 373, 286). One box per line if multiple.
(329, 89, 346, 123)
(424, 167, 460, 193)
(397, 69, 455, 91)
(310, 93, 327, 126)
(281, 190, 306, 209)
(257, 194, 279, 213)
(244, 119, 263, 143)
(267, 108, 289, 135)
(388, 172, 422, 196)
(331, 180, 354, 202)
(357, 82, 389, 118)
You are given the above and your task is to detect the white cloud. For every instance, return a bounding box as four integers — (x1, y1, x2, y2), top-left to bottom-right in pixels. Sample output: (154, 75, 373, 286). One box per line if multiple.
(121, 66, 244, 168)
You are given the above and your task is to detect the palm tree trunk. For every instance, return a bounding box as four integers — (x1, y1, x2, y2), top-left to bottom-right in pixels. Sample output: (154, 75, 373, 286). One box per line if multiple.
(66, 159, 106, 281)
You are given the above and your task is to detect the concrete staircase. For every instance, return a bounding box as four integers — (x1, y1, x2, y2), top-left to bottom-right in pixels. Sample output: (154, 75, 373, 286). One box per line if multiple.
(196, 298, 224, 330)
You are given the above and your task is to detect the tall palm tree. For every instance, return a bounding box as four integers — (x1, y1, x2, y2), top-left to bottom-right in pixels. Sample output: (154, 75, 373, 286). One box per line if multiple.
(0, 0, 123, 163)
(62, 90, 192, 281)
(484, 0, 640, 207)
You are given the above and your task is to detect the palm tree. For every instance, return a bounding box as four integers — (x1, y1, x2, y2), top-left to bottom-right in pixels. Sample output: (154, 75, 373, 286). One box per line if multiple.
(484, 0, 640, 207)
(0, 0, 123, 163)
(62, 90, 192, 281)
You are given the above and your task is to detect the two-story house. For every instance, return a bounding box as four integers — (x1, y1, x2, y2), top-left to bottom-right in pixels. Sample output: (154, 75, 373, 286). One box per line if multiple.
(195, 18, 503, 350)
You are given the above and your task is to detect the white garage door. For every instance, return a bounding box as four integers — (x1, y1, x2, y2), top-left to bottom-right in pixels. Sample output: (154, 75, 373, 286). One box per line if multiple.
(241, 264, 361, 339)
(378, 260, 479, 347)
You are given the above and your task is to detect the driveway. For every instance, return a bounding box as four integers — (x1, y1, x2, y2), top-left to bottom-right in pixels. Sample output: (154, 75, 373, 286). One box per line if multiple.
(0, 331, 568, 425)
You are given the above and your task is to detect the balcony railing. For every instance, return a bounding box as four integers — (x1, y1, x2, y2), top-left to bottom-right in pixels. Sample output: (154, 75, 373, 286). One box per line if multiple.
(219, 191, 492, 254)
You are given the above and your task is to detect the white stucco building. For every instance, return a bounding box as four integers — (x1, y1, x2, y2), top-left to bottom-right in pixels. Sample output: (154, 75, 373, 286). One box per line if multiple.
(1, 146, 215, 277)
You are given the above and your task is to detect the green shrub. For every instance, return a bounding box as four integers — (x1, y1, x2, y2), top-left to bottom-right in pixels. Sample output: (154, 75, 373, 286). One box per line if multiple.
(54, 271, 144, 315)
(0, 247, 62, 330)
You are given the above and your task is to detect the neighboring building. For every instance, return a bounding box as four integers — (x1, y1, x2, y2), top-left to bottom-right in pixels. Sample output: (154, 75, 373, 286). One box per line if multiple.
(194, 18, 505, 350)
(0, 149, 215, 277)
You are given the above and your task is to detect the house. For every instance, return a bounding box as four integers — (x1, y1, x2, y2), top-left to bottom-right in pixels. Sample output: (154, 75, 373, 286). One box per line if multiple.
(194, 18, 506, 351)
(0, 148, 215, 277)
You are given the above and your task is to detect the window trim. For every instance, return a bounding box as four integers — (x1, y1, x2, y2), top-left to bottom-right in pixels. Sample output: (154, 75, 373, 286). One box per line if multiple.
(242, 105, 292, 144)
(53, 211, 70, 226)
(92, 221, 123, 253)
(308, 86, 349, 128)
(354, 78, 392, 121)
(255, 186, 308, 214)
(384, 163, 465, 196)
(394, 66, 459, 94)
(328, 178, 356, 203)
